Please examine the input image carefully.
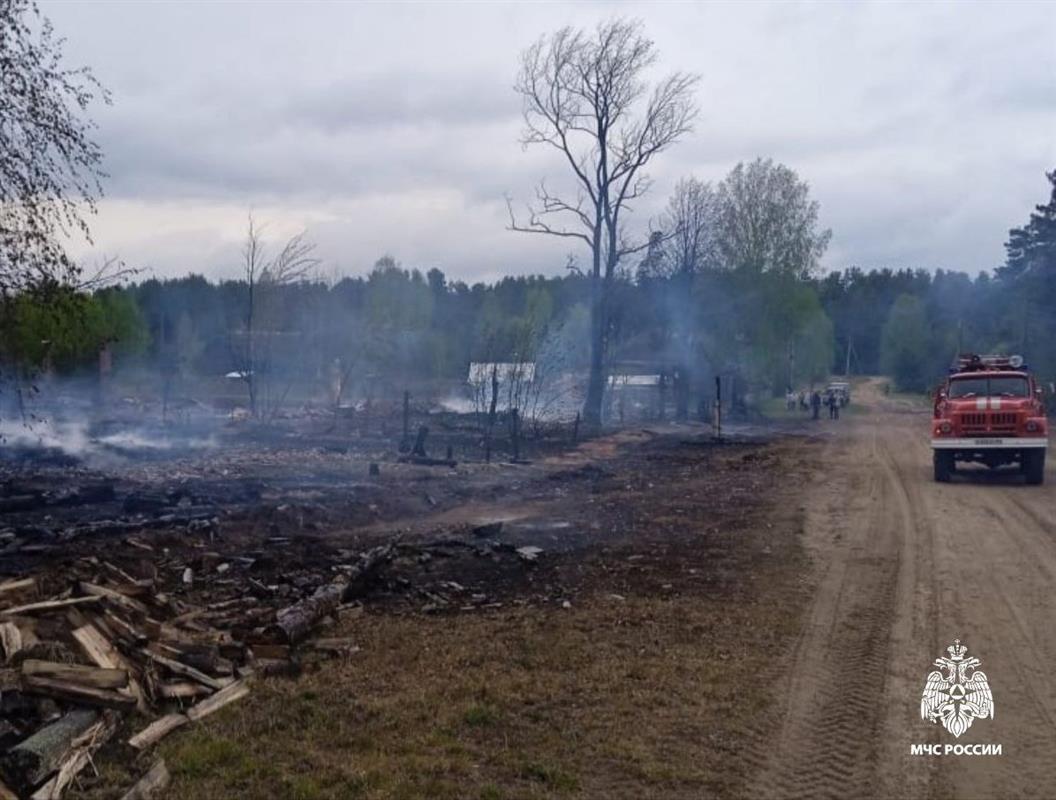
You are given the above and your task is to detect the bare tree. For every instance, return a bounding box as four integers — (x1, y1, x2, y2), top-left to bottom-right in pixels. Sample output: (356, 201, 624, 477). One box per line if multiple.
(0, 0, 110, 295)
(238, 216, 319, 417)
(716, 158, 831, 278)
(660, 177, 720, 278)
(509, 19, 698, 427)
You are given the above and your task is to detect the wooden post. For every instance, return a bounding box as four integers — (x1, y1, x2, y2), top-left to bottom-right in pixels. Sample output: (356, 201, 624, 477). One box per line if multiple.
(658, 370, 667, 420)
(402, 390, 410, 448)
(412, 425, 429, 458)
(714, 376, 722, 438)
(485, 365, 498, 463)
(511, 409, 520, 461)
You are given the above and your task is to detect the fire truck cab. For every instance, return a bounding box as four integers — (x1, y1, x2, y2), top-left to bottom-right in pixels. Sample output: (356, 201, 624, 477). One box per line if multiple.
(931, 354, 1048, 484)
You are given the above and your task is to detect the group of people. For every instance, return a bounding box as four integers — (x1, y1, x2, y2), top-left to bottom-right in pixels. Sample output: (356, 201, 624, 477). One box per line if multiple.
(785, 388, 842, 420)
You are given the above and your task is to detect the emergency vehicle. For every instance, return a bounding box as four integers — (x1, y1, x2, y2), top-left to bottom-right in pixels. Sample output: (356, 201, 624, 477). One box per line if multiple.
(931, 354, 1048, 484)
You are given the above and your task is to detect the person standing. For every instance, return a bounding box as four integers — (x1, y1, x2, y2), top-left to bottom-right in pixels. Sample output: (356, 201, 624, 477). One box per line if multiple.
(811, 390, 821, 420)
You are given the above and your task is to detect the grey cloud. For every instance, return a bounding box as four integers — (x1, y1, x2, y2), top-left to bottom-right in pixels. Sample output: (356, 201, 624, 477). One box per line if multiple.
(42, 0, 1056, 282)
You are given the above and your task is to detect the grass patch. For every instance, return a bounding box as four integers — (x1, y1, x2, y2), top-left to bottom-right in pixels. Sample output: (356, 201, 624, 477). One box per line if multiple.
(519, 761, 579, 791)
(463, 703, 501, 727)
(169, 732, 258, 782)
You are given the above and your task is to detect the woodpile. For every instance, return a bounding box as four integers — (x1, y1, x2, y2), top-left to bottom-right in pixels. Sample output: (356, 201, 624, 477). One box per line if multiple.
(0, 541, 395, 798)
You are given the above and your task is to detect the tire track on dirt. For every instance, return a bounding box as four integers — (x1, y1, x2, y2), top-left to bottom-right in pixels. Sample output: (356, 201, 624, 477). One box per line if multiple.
(748, 380, 1056, 799)
(748, 413, 906, 799)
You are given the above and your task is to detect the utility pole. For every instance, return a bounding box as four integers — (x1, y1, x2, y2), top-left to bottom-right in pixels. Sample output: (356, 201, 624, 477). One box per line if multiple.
(844, 333, 853, 377)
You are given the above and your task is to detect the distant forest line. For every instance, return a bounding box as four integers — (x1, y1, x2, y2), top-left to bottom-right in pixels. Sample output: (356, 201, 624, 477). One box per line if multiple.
(1, 168, 1054, 413)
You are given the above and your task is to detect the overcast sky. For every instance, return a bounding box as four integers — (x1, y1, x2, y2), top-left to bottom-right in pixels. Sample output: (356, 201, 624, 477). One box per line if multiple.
(46, 0, 1056, 284)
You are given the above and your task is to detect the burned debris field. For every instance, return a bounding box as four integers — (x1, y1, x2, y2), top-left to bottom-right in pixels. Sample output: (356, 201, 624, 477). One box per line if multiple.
(9, 1, 1056, 797)
(0, 399, 811, 799)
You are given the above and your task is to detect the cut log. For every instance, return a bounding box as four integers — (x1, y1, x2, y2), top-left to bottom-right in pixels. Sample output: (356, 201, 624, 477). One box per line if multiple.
(343, 543, 397, 598)
(141, 650, 227, 690)
(72, 623, 147, 713)
(1, 596, 100, 616)
(266, 544, 394, 644)
(0, 709, 98, 796)
(12, 618, 38, 650)
(0, 622, 22, 662)
(23, 675, 138, 709)
(78, 582, 151, 617)
(128, 714, 188, 750)
(21, 659, 128, 689)
(120, 759, 170, 800)
(0, 577, 35, 596)
(158, 681, 212, 700)
(266, 581, 344, 645)
(185, 679, 249, 722)
(30, 712, 118, 800)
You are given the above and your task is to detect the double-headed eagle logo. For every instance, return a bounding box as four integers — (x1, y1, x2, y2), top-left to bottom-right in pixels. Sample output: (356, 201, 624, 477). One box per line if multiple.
(920, 639, 994, 737)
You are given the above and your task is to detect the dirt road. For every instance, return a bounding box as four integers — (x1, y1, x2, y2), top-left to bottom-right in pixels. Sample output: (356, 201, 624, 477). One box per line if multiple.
(753, 380, 1056, 799)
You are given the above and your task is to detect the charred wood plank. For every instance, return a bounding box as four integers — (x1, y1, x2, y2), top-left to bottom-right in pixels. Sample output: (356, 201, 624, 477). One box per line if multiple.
(122, 493, 171, 515)
(53, 483, 116, 508)
(78, 581, 151, 617)
(0, 494, 44, 514)
(0, 668, 18, 693)
(141, 650, 228, 691)
(22, 675, 138, 709)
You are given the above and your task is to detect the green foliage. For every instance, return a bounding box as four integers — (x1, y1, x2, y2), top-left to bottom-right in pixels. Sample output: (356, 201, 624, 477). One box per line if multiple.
(41, 167, 1056, 411)
(0, 285, 148, 375)
(716, 158, 832, 278)
(880, 295, 933, 391)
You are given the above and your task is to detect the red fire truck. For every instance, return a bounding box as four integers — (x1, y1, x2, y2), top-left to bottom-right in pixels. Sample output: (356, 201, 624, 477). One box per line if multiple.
(931, 354, 1048, 484)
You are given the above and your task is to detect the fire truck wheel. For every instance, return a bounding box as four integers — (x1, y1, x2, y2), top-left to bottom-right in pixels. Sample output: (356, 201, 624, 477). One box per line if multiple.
(933, 451, 953, 483)
(1023, 450, 1046, 485)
